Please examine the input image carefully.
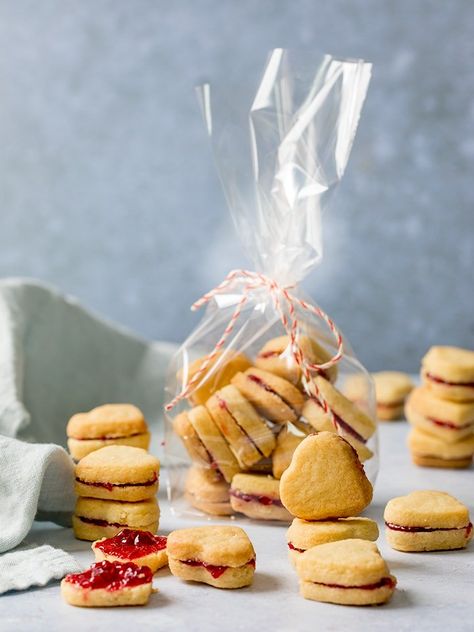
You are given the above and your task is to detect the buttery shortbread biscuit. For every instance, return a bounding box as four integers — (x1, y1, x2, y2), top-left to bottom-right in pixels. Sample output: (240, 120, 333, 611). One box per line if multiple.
(345, 372, 413, 421)
(61, 560, 153, 607)
(384, 490, 473, 551)
(286, 517, 379, 566)
(231, 368, 305, 424)
(302, 398, 373, 463)
(421, 346, 474, 401)
(74, 445, 159, 501)
(73, 497, 159, 541)
(185, 466, 233, 516)
(67, 404, 150, 461)
(173, 410, 214, 466)
(408, 427, 474, 469)
(93, 528, 168, 572)
(206, 385, 275, 468)
(167, 525, 255, 589)
(406, 387, 474, 443)
(187, 405, 241, 483)
(296, 539, 396, 606)
(272, 424, 310, 479)
(230, 473, 292, 522)
(178, 351, 252, 406)
(280, 432, 373, 520)
(255, 335, 338, 385)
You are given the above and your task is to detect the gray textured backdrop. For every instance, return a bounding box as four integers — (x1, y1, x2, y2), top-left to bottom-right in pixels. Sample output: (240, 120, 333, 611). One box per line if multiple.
(0, 0, 473, 371)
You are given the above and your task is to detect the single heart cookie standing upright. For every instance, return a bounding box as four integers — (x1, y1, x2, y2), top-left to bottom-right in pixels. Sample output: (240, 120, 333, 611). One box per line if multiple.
(280, 432, 373, 520)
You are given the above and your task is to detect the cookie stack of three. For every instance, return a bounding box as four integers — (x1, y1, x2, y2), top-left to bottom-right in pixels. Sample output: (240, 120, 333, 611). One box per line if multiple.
(406, 346, 474, 469)
(72, 445, 160, 541)
(279, 432, 396, 605)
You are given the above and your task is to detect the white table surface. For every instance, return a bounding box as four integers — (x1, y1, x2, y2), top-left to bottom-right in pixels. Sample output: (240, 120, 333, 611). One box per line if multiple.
(1, 422, 473, 632)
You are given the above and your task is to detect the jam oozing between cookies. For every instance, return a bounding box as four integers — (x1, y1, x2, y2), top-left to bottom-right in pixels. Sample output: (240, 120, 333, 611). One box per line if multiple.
(247, 374, 298, 414)
(230, 489, 284, 507)
(95, 529, 167, 559)
(287, 542, 305, 553)
(425, 373, 474, 388)
(76, 472, 158, 491)
(313, 576, 396, 591)
(385, 521, 473, 534)
(64, 560, 152, 591)
(426, 417, 472, 430)
(181, 557, 256, 579)
(74, 432, 144, 441)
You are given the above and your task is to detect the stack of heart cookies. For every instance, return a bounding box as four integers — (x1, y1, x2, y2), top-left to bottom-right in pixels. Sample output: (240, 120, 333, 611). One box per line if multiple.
(72, 445, 160, 541)
(406, 346, 474, 469)
(171, 335, 377, 520)
(279, 432, 396, 605)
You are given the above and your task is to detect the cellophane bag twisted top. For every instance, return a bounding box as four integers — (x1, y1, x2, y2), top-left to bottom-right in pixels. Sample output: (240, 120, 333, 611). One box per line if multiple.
(164, 50, 376, 519)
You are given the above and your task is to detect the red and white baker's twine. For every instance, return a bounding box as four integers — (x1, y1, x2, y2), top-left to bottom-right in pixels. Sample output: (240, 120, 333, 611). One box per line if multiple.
(165, 269, 344, 422)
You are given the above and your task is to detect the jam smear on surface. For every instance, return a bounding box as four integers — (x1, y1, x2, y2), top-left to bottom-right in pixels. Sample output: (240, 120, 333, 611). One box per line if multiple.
(314, 576, 396, 591)
(95, 529, 167, 560)
(76, 472, 158, 491)
(64, 560, 152, 591)
(385, 521, 472, 533)
(425, 373, 474, 388)
(288, 542, 305, 553)
(181, 557, 256, 579)
(230, 488, 283, 507)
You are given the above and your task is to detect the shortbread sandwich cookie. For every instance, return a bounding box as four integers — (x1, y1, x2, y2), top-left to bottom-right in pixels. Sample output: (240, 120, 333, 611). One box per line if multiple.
(61, 560, 153, 607)
(185, 466, 233, 516)
(406, 387, 474, 443)
(286, 517, 379, 566)
(372, 371, 414, 420)
(280, 432, 373, 520)
(230, 473, 293, 521)
(272, 424, 310, 479)
(408, 427, 474, 469)
(67, 404, 150, 461)
(296, 539, 396, 606)
(421, 346, 474, 402)
(93, 528, 168, 572)
(301, 397, 373, 463)
(178, 351, 252, 406)
(255, 335, 338, 385)
(75, 445, 159, 501)
(73, 497, 159, 541)
(173, 409, 215, 467)
(185, 405, 241, 483)
(384, 490, 473, 552)
(206, 384, 275, 468)
(167, 525, 256, 589)
(231, 367, 305, 424)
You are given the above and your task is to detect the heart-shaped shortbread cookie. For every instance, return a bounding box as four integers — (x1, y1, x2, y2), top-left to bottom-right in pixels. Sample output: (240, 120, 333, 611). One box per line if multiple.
(280, 432, 373, 520)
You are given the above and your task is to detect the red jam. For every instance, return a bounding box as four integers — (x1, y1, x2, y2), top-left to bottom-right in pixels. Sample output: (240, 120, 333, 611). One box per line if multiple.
(385, 521, 473, 533)
(76, 472, 158, 491)
(180, 557, 255, 579)
(64, 560, 152, 591)
(78, 516, 126, 528)
(95, 529, 167, 560)
(75, 432, 143, 441)
(230, 489, 283, 507)
(314, 576, 396, 591)
(426, 417, 471, 430)
(333, 411, 366, 444)
(426, 373, 474, 388)
(247, 374, 298, 414)
(288, 542, 305, 553)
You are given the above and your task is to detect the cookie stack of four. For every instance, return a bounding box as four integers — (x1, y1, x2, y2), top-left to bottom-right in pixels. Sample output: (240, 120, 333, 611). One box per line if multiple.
(406, 346, 474, 468)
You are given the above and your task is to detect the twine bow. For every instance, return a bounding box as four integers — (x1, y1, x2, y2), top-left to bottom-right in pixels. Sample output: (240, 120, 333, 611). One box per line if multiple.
(165, 269, 344, 421)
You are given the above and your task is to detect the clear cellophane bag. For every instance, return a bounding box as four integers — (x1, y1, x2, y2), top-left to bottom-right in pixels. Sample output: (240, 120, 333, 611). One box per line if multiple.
(164, 50, 376, 519)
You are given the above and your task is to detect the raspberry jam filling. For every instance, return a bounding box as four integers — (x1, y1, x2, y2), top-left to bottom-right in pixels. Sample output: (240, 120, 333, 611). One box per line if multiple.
(426, 372, 474, 388)
(313, 576, 396, 591)
(180, 557, 255, 579)
(230, 488, 283, 507)
(216, 396, 264, 456)
(64, 560, 152, 591)
(247, 374, 298, 414)
(426, 417, 472, 430)
(333, 412, 366, 444)
(76, 472, 158, 492)
(287, 542, 305, 553)
(385, 521, 473, 534)
(78, 516, 127, 528)
(74, 432, 144, 441)
(95, 529, 167, 560)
